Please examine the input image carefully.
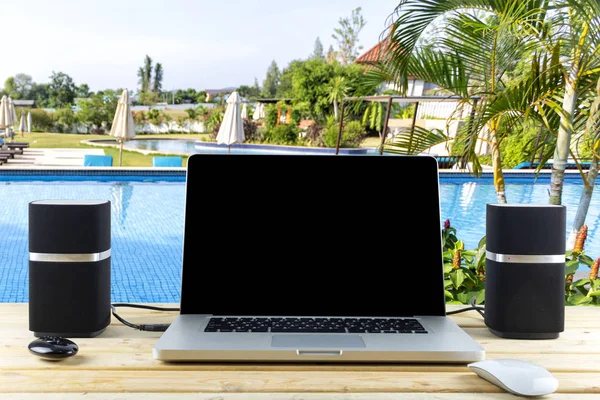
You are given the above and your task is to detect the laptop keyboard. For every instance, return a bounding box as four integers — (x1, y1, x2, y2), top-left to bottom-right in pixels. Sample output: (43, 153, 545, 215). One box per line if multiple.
(205, 317, 428, 334)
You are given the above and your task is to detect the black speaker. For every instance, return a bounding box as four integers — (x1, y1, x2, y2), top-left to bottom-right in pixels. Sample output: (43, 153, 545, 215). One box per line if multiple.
(485, 204, 566, 339)
(29, 200, 112, 338)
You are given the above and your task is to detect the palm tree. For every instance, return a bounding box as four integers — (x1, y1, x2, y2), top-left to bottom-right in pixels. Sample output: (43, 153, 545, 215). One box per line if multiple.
(328, 76, 349, 121)
(567, 77, 600, 246)
(154, 63, 164, 94)
(143, 55, 153, 92)
(371, 0, 550, 203)
(137, 67, 148, 93)
(542, 1, 600, 205)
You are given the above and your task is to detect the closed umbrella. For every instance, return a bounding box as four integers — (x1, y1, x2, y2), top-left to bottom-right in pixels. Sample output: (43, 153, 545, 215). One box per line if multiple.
(241, 103, 248, 120)
(27, 111, 32, 133)
(259, 103, 266, 119)
(0, 95, 15, 141)
(252, 103, 261, 121)
(216, 91, 245, 153)
(110, 90, 136, 166)
(8, 97, 17, 141)
(18, 111, 26, 136)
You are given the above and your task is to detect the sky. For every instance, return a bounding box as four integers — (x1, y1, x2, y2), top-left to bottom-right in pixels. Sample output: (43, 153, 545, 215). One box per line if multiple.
(0, 0, 398, 93)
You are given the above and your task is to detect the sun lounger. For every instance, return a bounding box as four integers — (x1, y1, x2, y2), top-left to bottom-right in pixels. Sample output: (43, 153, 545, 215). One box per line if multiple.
(4, 143, 30, 152)
(153, 156, 183, 168)
(0, 150, 20, 159)
(83, 155, 113, 167)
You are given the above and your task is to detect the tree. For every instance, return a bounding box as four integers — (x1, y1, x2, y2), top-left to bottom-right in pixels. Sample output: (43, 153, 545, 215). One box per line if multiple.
(30, 83, 50, 107)
(327, 76, 349, 121)
(370, 1, 557, 204)
(332, 7, 366, 65)
(278, 58, 365, 121)
(13, 74, 33, 98)
(3, 77, 19, 98)
(545, 1, 600, 208)
(138, 55, 153, 93)
(47, 71, 77, 107)
(139, 91, 160, 106)
(238, 81, 261, 100)
(262, 61, 281, 98)
(154, 63, 164, 93)
(144, 55, 153, 92)
(312, 37, 325, 59)
(77, 92, 119, 133)
(137, 67, 148, 93)
(326, 45, 337, 64)
(77, 84, 91, 98)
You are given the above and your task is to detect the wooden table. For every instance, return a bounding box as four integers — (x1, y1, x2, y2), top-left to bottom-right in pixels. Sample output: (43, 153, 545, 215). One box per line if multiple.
(1, 304, 599, 399)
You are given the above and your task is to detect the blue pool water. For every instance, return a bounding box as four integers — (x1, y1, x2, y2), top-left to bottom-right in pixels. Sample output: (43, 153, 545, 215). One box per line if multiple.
(1, 174, 598, 303)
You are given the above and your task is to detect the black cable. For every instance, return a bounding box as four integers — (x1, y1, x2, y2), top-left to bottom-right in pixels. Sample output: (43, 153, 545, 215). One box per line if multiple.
(112, 299, 484, 333)
(446, 297, 485, 318)
(111, 303, 180, 332)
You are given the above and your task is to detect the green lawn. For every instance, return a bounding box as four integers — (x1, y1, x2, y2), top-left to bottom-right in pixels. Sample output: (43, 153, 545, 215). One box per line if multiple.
(16, 132, 379, 168)
(21, 132, 211, 167)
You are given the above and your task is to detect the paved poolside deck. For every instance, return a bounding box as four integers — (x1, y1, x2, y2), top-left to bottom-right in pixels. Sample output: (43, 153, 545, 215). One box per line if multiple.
(0, 148, 106, 168)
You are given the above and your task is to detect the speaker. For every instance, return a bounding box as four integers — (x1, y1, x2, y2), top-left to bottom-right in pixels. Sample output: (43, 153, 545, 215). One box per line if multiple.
(29, 200, 112, 338)
(485, 204, 566, 340)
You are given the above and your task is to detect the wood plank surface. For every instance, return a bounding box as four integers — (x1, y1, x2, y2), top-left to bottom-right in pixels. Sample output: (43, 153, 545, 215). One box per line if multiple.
(3, 395, 600, 400)
(1, 304, 599, 398)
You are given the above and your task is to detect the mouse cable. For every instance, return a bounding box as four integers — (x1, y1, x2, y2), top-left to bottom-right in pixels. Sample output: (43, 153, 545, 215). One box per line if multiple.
(446, 297, 485, 318)
(111, 303, 180, 332)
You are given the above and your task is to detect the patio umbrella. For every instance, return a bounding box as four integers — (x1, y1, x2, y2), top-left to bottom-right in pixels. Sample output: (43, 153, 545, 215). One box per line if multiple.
(252, 103, 261, 121)
(8, 97, 17, 140)
(110, 90, 136, 167)
(259, 103, 266, 119)
(216, 91, 245, 153)
(18, 111, 26, 136)
(0, 95, 15, 141)
(27, 111, 32, 133)
(241, 103, 248, 120)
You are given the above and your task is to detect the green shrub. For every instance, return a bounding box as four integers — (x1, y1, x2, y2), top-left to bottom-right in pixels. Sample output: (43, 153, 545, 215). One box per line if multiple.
(29, 109, 54, 132)
(265, 104, 278, 130)
(323, 124, 340, 148)
(500, 125, 539, 168)
(54, 107, 77, 133)
(244, 119, 262, 142)
(323, 120, 365, 148)
(205, 108, 224, 134)
(344, 120, 366, 145)
(265, 124, 298, 145)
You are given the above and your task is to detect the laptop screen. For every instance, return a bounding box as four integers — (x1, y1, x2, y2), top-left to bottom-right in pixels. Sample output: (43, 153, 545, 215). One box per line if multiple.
(180, 154, 446, 317)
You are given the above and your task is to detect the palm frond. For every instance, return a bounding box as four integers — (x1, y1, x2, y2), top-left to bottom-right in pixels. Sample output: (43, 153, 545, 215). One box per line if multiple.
(384, 125, 449, 156)
(382, 0, 548, 91)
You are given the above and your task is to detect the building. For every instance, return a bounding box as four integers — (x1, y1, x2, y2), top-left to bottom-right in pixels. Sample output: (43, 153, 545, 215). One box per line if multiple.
(12, 100, 35, 109)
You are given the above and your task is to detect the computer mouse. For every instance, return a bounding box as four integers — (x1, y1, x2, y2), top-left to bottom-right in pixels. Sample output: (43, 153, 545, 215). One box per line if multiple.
(469, 359, 559, 397)
(28, 337, 79, 361)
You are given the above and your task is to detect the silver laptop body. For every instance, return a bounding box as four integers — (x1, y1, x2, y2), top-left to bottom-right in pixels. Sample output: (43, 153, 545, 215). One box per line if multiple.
(153, 154, 485, 363)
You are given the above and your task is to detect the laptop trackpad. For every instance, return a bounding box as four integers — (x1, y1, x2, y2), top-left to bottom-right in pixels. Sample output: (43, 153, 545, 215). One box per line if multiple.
(272, 335, 366, 349)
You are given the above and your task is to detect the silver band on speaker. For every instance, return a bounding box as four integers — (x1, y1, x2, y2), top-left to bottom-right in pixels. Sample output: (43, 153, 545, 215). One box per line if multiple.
(30, 250, 111, 263)
(486, 251, 564, 264)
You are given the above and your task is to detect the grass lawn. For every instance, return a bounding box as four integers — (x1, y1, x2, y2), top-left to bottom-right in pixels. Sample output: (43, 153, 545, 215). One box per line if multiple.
(20, 132, 211, 168)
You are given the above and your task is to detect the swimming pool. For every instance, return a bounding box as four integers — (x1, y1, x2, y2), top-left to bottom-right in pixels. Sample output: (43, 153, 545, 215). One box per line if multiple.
(1, 173, 598, 303)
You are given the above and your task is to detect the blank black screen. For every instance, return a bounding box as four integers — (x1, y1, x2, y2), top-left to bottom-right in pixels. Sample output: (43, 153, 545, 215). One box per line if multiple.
(181, 154, 446, 317)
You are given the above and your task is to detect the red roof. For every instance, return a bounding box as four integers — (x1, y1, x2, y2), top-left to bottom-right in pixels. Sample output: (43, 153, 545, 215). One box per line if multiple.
(355, 37, 415, 80)
(355, 38, 392, 65)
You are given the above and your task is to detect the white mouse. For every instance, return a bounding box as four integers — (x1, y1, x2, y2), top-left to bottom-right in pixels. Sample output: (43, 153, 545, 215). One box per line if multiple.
(468, 359, 559, 397)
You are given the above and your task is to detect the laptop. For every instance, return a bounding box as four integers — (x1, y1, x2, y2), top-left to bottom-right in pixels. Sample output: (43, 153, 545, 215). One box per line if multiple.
(153, 153, 485, 363)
